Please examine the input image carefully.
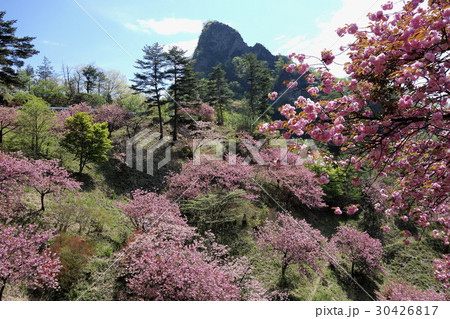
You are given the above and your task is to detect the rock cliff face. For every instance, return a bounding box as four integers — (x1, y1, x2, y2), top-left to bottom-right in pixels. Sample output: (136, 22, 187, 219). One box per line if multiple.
(193, 21, 308, 112)
(193, 21, 248, 77)
(193, 21, 277, 80)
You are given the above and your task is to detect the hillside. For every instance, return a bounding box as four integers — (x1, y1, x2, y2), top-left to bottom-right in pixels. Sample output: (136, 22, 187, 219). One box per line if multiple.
(193, 21, 307, 101)
(1, 1, 449, 304)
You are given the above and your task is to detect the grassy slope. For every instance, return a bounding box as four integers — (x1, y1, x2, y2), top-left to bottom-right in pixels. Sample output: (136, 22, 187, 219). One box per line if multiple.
(5, 121, 446, 300)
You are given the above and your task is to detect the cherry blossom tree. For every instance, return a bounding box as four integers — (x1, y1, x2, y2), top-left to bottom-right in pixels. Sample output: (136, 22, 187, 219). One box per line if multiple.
(0, 225, 61, 300)
(0, 151, 80, 218)
(376, 280, 446, 301)
(165, 154, 258, 201)
(197, 231, 267, 300)
(259, 0, 450, 244)
(29, 159, 81, 212)
(117, 192, 266, 300)
(0, 151, 35, 220)
(55, 103, 94, 132)
(94, 104, 129, 137)
(180, 102, 216, 122)
(0, 107, 18, 144)
(329, 225, 383, 277)
(117, 189, 194, 241)
(197, 103, 216, 122)
(433, 254, 450, 290)
(257, 147, 326, 208)
(255, 213, 327, 282)
(118, 233, 240, 301)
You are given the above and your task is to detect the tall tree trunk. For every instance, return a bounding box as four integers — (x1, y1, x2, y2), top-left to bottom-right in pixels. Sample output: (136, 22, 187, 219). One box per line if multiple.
(40, 193, 45, 211)
(218, 104, 223, 126)
(281, 262, 287, 279)
(157, 103, 163, 139)
(79, 156, 84, 174)
(173, 102, 178, 141)
(0, 277, 8, 301)
(0, 283, 5, 301)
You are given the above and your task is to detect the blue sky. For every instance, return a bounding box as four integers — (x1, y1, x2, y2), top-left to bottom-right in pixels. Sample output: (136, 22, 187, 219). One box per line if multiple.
(2, 0, 387, 81)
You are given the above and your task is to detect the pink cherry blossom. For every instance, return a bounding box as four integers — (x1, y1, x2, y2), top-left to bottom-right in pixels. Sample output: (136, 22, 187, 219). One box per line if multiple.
(321, 50, 335, 65)
(346, 205, 359, 215)
(328, 225, 383, 277)
(377, 281, 445, 301)
(317, 173, 330, 185)
(0, 225, 61, 300)
(268, 92, 278, 101)
(255, 213, 327, 280)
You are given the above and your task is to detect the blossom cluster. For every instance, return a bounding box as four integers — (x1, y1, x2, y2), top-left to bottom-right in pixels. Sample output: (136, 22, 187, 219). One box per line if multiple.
(258, 0, 450, 244)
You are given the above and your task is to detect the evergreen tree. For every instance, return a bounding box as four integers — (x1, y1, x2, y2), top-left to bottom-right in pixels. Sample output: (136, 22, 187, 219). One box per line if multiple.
(233, 53, 273, 117)
(36, 56, 54, 81)
(131, 43, 169, 138)
(0, 11, 39, 88)
(165, 46, 189, 141)
(177, 61, 200, 102)
(81, 64, 101, 94)
(206, 64, 232, 125)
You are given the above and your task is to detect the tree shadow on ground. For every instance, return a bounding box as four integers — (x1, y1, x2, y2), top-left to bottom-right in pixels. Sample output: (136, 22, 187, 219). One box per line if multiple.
(95, 145, 183, 197)
(330, 264, 382, 301)
(72, 172, 95, 192)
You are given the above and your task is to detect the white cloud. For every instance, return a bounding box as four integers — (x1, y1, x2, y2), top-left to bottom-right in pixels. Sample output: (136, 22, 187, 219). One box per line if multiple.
(164, 39, 199, 57)
(134, 18, 203, 35)
(42, 40, 64, 47)
(274, 35, 308, 55)
(124, 23, 149, 33)
(275, 0, 402, 77)
(274, 34, 286, 41)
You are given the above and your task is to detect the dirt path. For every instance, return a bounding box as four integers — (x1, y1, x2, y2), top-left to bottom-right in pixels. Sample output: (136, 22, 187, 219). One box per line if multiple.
(307, 274, 322, 301)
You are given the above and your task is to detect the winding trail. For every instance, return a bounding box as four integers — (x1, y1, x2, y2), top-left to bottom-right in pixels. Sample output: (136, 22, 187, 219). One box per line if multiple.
(307, 274, 322, 301)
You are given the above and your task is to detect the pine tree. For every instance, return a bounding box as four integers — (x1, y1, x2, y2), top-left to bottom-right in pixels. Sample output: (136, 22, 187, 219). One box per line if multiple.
(206, 64, 232, 125)
(131, 43, 169, 139)
(0, 11, 39, 88)
(165, 46, 189, 141)
(234, 53, 273, 117)
(36, 56, 54, 81)
(81, 64, 101, 94)
(177, 60, 200, 102)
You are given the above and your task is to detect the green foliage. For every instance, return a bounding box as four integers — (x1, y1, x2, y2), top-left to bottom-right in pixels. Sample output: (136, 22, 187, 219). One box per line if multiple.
(11, 91, 35, 105)
(16, 96, 56, 158)
(225, 111, 257, 132)
(180, 190, 247, 229)
(0, 11, 39, 88)
(36, 56, 54, 81)
(232, 53, 273, 117)
(61, 112, 112, 174)
(30, 80, 68, 107)
(67, 256, 118, 301)
(307, 163, 363, 206)
(81, 64, 103, 94)
(119, 93, 146, 113)
(206, 64, 233, 125)
(132, 43, 169, 137)
(71, 92, 107, 107)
